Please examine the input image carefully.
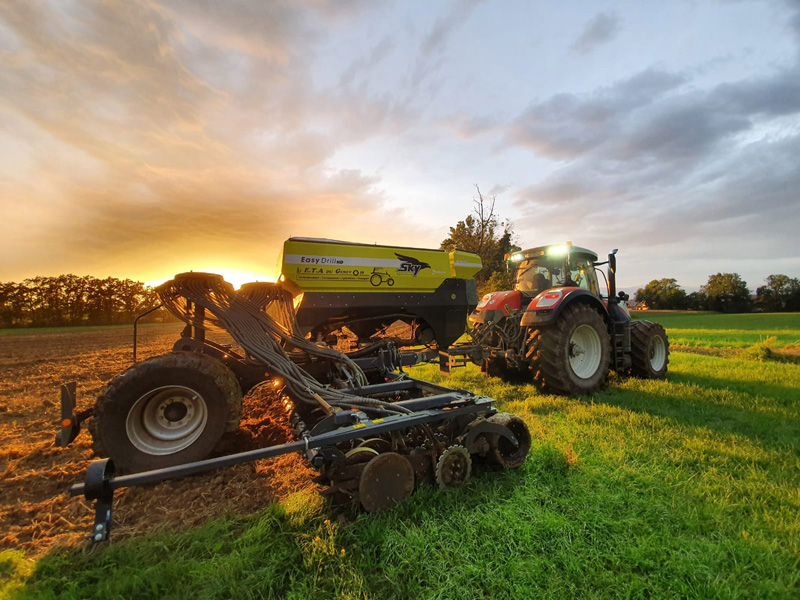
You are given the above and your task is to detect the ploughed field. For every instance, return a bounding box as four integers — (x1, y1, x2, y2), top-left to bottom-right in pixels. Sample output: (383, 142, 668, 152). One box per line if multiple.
(2, 314, 799, 599)
(0, 324, 314, 559)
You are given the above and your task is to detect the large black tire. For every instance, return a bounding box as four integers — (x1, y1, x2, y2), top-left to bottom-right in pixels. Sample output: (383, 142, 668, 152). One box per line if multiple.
(90, 352, 242, 473)
(629, 321, 670, 379)
(525, 303, 611, 396)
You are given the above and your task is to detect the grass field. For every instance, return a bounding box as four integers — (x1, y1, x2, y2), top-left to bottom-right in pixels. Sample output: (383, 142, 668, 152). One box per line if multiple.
(633, 311, 800, 349)
(2, 314, 799, 599)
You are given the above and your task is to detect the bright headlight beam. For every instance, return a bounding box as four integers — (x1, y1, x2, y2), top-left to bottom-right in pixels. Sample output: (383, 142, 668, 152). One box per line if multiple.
(547, 245, 569, 256)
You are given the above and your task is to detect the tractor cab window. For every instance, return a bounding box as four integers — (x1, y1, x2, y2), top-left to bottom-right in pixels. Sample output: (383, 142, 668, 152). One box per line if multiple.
(514, 258, 557, 294)
(565, 259, 599, 295)
(514, 256, 598, 295)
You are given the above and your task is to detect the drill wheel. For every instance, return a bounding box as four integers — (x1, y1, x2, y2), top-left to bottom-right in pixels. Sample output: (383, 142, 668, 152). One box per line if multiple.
(358, 452, 415, 513)
(435, 445, 472, 490)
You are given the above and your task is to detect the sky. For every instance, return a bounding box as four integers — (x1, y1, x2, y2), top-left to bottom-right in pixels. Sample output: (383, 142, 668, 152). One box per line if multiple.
(1, 0, 799, 291)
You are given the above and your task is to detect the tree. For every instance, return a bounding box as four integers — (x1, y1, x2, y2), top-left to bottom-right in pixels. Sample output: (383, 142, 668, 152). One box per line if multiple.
(702, 273, 751, 313)
(441, 185, 518, 297)
(0, 282, 25, 327)
(756, 274, 800, 312)
(685, 291, 708, 311)
(634, 278, 687, 309)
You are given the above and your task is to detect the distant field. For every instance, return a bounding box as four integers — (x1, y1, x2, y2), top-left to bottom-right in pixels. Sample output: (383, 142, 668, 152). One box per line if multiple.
(633, 311, 800, 349)
(0, 322, 174, 336)
(2, 314, 799, 599)
(0, 324, 132, 336)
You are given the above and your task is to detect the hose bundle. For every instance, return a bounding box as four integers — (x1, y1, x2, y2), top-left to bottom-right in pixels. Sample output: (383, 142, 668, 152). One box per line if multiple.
(156, 273, 410, 415)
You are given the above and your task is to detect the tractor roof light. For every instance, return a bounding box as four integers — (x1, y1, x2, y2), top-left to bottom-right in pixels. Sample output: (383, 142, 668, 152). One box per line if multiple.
(547, 245, 570, 256)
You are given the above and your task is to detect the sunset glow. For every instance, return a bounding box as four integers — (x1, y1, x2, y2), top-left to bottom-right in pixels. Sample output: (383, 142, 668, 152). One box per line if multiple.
(146, 267, 277, 291)
(1, 1, 798, 290)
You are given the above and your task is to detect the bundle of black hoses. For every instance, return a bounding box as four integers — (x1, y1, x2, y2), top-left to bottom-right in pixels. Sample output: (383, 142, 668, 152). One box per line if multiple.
(156, 273, 411, 416)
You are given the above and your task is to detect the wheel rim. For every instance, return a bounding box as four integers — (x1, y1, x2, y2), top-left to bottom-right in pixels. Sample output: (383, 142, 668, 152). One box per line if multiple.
(568, 324, 602, 379)
(649, 335, 667, 370)
(126, 385, 208, 455)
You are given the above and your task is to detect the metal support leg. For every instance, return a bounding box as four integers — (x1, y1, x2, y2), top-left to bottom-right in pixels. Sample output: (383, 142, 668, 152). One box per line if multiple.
(83, 459, 115, 543)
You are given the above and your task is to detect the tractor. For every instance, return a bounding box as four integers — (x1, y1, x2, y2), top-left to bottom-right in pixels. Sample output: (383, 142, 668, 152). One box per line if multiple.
(461, 243, 669, 395)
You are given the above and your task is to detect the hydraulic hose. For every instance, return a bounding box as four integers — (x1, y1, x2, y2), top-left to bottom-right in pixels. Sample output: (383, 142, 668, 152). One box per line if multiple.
(156, 273, 411, 415)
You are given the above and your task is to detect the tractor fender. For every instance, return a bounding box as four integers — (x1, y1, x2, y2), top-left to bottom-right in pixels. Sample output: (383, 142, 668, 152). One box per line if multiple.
(520, 288, 608, 328)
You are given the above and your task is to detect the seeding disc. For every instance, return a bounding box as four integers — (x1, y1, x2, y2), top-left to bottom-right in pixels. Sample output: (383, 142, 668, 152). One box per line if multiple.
(435, 445, 472, 489)
(358, 452, 415, 512)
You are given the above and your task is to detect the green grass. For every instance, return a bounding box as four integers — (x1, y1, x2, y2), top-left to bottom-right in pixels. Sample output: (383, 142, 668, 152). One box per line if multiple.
(10, 314, 800, 599)
(633, 311, 800, 349)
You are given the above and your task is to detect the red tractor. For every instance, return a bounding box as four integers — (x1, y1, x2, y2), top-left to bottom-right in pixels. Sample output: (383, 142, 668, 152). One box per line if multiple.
(463, 243, 669, 395)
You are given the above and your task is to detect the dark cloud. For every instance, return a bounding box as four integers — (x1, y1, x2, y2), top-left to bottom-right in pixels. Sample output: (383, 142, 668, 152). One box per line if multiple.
(508, 62, 800, 168)
(507, 69, 687, 158)
(570, 12, 620, 56)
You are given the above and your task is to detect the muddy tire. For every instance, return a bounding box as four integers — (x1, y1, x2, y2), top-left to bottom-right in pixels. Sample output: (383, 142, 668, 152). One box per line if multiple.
(525, 303, 611, 396)
(91, 352, 242, 473)
(629, 321, 669, 379)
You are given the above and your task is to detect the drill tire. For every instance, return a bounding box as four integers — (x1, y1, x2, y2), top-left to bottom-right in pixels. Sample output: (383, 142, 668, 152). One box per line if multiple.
(90, 352, 242, 473)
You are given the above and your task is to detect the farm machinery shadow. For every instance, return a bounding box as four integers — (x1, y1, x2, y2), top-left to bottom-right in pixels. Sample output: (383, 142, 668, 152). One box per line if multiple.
(596, 380, 799, 451)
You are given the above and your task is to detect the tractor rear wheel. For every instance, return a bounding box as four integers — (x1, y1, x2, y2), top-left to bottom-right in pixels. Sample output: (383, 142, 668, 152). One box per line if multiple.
(525, 304, 611, 396)
(90, 352, 242, 473)
(629, 321, 670, 378)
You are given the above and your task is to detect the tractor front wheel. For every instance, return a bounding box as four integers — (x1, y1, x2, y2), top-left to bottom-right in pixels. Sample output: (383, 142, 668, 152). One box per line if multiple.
(90, 352, 242, 473)
(629, 321, 670, 378)
(525, 304, 611, 396)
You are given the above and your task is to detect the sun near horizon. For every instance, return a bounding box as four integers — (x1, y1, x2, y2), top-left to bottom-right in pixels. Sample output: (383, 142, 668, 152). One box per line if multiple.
(145, 266, 278, 290)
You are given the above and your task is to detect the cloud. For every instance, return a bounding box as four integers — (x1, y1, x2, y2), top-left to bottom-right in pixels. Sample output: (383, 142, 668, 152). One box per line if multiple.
(408, 0, 485, 92)
(504, 2, 800, 285)
(570, 12, 621, 56)
(507, 69, 687, 159)
(339, 35, 396, 88)
(0, 0, 423, 281)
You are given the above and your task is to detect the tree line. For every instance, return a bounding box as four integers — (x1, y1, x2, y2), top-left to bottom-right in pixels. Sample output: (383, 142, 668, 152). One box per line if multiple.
(0, 275, 170, 328)
(635, 273, 800, 313)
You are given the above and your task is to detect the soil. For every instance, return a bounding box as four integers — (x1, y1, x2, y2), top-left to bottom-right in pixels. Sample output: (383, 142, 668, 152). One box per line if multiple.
(0, 324, 316, 557)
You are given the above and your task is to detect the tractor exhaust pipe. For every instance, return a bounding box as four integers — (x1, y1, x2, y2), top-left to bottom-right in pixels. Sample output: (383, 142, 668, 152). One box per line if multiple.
(608, 249, 618, 304)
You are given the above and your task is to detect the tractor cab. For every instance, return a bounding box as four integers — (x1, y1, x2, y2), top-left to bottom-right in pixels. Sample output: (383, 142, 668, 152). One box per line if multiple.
(510, 243, 600, 298)
(469, 243, 601, 326)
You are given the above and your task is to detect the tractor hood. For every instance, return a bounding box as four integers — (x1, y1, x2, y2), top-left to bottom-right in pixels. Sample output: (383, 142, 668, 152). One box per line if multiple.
(469, 290, 524, 324)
